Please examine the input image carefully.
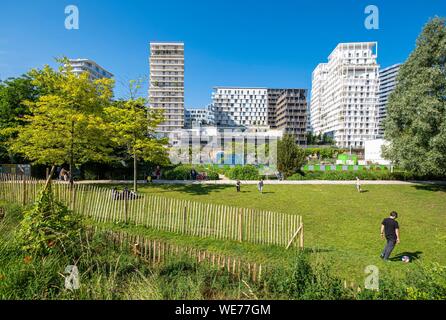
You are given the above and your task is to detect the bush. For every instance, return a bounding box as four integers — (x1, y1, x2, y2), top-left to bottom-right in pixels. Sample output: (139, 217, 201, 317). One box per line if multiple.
(162, 165, 192, 180)
(162, 165, 220, 181)
(227, 165, 260, 180)
(16, 185, 83, 256)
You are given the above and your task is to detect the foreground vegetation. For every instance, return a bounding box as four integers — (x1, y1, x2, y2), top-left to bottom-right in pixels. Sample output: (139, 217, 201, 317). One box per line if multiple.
(1, 201, 445, 300)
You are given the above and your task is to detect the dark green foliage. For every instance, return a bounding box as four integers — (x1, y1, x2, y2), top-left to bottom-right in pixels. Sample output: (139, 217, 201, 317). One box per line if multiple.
(384, 17, 446, 177)
(0, 75, 39, 162)
(306, 132, 335, 146)
(277, 134, 306, 178)
(162, 164, 220, 180)
(227, 165, 260, 180)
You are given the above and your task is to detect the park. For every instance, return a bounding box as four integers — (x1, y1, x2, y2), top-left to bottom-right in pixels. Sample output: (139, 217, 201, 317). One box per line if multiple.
(0, 15, 446, 301)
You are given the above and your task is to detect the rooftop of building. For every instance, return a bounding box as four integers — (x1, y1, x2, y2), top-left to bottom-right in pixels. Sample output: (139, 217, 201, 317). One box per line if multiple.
(67, 58, 114, 77)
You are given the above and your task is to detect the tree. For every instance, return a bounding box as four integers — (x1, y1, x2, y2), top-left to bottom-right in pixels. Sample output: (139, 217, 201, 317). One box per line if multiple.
(306, 132, 335, 146)
(3, 59, 115, 184)
(277, 134, 306, 178)
(0, 75, 39, 162)
(104, 80, 169, 192)
(384, 17, 446, 177)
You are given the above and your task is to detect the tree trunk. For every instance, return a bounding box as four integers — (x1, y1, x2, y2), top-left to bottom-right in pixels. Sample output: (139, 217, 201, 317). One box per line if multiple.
(133, 151, 137, 192)
(70, 121, 75, 188)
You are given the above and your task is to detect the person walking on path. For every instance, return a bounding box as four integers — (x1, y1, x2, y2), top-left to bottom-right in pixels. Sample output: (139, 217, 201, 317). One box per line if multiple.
(380, 211, 400, 261)
(258, 179, 264, 194)
(356, 176, 362, 193)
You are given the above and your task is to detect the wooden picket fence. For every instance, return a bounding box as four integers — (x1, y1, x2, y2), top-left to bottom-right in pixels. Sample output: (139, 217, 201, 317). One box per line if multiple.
(86, 228, 265, 283)
(0, 174, 304, 249)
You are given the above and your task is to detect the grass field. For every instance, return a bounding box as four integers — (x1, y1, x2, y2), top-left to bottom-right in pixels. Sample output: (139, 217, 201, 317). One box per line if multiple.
(123, 183, 446, 282)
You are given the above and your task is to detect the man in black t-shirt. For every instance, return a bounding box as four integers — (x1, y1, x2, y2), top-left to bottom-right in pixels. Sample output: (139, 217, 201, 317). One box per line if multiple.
(380, 211, 400, 261)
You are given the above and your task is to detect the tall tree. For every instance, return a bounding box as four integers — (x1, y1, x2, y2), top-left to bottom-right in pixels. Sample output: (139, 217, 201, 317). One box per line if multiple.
(0, 75, 39, 162)
(277, 134, 306, 178)
(384, 17, 446, 177)
(3, 59, 115, 183)
(104, 80, 168, 192)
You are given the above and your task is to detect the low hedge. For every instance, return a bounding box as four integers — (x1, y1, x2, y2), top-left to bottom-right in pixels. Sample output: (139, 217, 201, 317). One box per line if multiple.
(288, 170, 444, 181)
(162, 165, 219, 181)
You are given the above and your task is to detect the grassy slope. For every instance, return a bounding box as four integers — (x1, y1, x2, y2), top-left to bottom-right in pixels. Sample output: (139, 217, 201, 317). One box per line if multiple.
(122, 183, 446, 282)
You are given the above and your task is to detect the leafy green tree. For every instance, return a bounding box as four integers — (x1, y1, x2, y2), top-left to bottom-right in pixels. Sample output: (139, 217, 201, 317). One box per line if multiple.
(104, 80, 168, 191)
(384, 17, 446, 177)
(277, 134, 306, 178)
(0, 75, 39, 162)
(3, 59, 115, 183)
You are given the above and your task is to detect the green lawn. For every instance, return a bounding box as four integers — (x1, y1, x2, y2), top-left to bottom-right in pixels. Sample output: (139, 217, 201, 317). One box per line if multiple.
(125, 183, 446, 282)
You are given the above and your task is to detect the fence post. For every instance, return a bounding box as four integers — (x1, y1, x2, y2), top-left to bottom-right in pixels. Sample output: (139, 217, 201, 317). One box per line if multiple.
(124, 192, 128, 224)
(22, 175, 27, 206)
(238, 208, 243, 242)
(183, 205, 187, 234)
(299, 216, 304, 250)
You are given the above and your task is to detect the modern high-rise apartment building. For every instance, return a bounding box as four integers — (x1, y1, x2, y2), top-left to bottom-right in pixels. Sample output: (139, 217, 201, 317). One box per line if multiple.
(267, 89, 308, 145)
(67, 59, 113, 80)
(212, 87, 268, 127)
(184, 106, 214, 128)
(149, 42, 185, 134)
(310, 42, 380, 148)
(273, 89, 308, 145)
(378, 64, 401, 137)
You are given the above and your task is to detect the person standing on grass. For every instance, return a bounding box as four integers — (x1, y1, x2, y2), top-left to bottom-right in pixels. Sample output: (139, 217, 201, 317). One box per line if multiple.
(381, 211, 400, 261)
(356, 176, 362, 193)
(258, 179, 264, 194)
(236, 180, 241, 192)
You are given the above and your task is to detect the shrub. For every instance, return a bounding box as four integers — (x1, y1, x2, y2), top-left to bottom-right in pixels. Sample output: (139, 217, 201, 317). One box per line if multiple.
(162, 165, 192, 180)
(16, 185, 83, 256)
(162, 165, 220, 180)
(227, 165, 260, 180)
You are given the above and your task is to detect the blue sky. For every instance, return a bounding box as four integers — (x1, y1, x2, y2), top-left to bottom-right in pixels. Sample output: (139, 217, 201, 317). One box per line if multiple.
(0, 0, 444, 107)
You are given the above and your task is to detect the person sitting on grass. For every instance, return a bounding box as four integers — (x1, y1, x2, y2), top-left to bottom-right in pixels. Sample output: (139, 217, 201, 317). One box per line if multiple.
(380, 211, 400, 261)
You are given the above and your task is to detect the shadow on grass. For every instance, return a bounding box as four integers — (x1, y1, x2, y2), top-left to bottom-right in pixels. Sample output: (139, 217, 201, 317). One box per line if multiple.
(412, 184, 446, 193)
(148, 183, 233, 196)
(302, 247, 335, 254)
(390, 251, 423, 262)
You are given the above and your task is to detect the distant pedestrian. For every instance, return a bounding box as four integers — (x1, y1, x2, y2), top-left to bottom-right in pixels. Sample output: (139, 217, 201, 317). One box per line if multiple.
(380, 211, 400, 261)
(258, 179, 264, 194)
(191, 168, 198, 180)
(356, 177, 362, 193)
(155, 166, 161, 180)
(236, 180, 241, 193)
